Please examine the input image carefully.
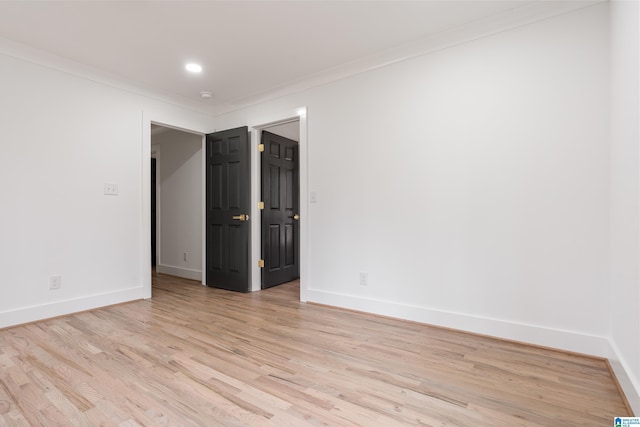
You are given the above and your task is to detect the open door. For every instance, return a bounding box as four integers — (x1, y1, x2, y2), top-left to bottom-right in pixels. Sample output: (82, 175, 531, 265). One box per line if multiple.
(261, 131, 300, 288)
(206, 127, 251, 292)
(151, 157, 157, 267)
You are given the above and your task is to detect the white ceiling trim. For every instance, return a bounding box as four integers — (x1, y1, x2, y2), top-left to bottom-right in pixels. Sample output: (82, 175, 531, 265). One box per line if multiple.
(211, 0, 603, 116)
(0, 0, 603, 118)
(0, 35, 212, 115)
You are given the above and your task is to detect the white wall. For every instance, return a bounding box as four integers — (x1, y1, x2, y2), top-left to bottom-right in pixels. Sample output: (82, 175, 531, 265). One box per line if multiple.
(0, 42, 214, 328)
(152, 128, 203, 281)
(214, 3, 615, 367)
(610, 0, 640, 414)
(264, 121, 300, 142)
(0, 0, 636, 412)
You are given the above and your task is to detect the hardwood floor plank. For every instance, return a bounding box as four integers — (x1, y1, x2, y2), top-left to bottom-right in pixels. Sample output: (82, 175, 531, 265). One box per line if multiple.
(0, 273, 632, 426)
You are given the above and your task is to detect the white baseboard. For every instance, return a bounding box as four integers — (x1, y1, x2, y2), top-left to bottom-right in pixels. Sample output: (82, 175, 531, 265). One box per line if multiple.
(156, 264, 202, 281)
(607, 340, 640, 415)
(0, 286, 149, 329)
(305, 288, 640, 413)
(305, 288, 610, 355)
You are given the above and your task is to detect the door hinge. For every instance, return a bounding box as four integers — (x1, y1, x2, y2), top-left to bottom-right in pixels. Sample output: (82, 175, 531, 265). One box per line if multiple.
(258, 259, 265, 268)
(258, 143, 264, 152)
(258, 201, 264, 210)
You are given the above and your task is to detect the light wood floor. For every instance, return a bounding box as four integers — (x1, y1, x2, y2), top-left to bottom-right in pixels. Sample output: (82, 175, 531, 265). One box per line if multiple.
(0, 273, 632, 426)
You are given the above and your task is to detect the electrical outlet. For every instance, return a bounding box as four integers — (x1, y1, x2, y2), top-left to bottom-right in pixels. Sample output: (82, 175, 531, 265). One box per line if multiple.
(49, 275, 61, 290)
(359, 272, 368, 286)
(183, 252, 188, 262)
(104, 183, 118, 196)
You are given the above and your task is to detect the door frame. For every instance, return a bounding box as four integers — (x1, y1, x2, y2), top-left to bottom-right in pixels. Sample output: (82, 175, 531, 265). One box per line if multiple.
(259, 130, 301, 289)
(142, 111, 210, 298)
(249, 108, 308, 298)
(141, 107, 308, 300)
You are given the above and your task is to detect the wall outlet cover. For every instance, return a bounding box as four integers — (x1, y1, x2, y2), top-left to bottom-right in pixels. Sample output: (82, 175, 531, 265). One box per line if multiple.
(49, 275, 61, 290)
(104, 183, 118, 195)
(359, 272, 368, 286)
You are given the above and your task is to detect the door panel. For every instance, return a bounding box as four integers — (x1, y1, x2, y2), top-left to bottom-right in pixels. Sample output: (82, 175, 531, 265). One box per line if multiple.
(261, 131, 299, 288)
(206, 127, 250, 292)
(151, 157, 157, 267)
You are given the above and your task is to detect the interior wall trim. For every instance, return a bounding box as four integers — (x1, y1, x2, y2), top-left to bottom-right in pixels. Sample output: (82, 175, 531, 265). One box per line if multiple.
(0, 287, 147, 330)
(156, 265, 202, 281)
(305, 287, 639, 414)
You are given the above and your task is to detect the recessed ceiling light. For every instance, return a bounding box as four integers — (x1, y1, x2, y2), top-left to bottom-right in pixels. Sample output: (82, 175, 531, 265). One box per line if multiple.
(185, 63, 202, 73)
(200, 91, 212, 99)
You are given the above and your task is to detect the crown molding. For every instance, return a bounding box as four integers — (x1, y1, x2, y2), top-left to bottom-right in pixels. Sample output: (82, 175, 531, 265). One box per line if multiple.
(0, 1, 604, 119)
(211, 0, 604, 116)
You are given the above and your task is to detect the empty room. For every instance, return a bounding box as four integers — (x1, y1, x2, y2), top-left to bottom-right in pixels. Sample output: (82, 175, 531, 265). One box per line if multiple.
(0, 0, 638, 425)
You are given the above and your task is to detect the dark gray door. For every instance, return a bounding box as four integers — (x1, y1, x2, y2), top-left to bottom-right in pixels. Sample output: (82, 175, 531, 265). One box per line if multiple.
(151, 157, 157, 267)
(206, 127, 251, 292)
(261, 131, 300, 288)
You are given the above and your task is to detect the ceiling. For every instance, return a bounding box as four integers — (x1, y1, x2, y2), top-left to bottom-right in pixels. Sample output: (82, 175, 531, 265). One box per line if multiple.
(0, 1, 598, 115)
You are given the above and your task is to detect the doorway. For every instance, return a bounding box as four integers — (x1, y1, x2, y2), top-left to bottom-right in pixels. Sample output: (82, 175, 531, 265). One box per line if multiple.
(203, 119, 303, 292)
(143, 108, 308, 299)
(248, 112, 307, 295)
(150, 124, 203, 282)
(260, 126, 300, 288)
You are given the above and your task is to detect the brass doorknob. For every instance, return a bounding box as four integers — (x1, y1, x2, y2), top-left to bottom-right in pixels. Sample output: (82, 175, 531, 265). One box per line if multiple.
(232, 214, 250, 221)
(293, 214, 300, 220)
